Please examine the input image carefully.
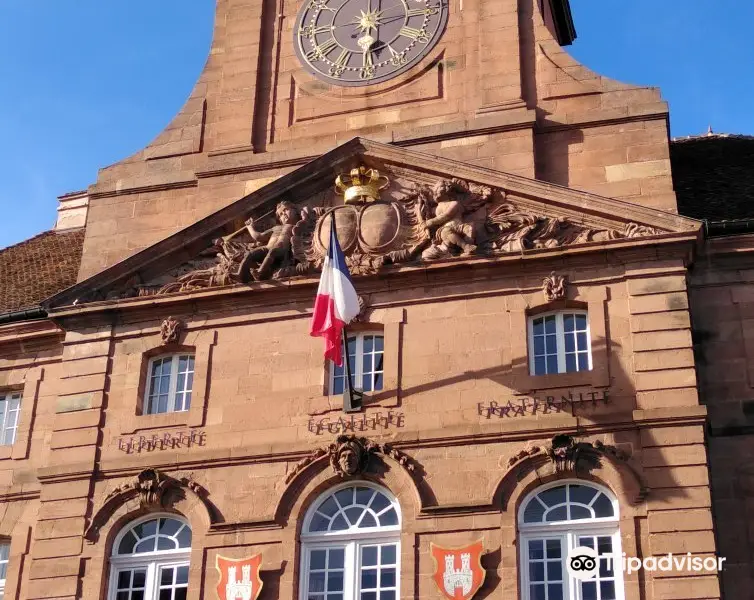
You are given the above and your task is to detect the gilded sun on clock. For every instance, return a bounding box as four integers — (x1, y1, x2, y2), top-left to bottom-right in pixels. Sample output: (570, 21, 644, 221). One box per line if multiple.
(294, 0, 448, 86)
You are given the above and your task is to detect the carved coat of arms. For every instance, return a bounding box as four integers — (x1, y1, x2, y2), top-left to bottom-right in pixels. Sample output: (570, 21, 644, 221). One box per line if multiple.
(215, 554, 263, 600)
(430, 541, 486, 600)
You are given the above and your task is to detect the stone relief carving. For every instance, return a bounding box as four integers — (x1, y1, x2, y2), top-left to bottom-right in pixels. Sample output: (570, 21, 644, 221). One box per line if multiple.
(284, 434, 416, 484)
(542, 272, 567, 302)
(86, 468, 217, 543)
(507, 434, 632, 475)
(108, 169, 664, 300)
(160, 316, 182, 345)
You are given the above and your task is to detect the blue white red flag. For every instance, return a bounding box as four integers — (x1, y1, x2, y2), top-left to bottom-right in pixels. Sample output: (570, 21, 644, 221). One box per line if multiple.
(310, 216, 360, 366)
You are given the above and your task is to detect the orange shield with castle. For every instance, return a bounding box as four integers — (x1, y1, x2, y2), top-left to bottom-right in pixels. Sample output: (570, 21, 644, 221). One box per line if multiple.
(430, 541, 486, 600)
(215, 554, 263, 600)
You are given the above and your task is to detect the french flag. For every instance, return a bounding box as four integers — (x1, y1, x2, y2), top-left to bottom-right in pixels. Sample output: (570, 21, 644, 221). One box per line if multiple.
(310, 215, 360, 366)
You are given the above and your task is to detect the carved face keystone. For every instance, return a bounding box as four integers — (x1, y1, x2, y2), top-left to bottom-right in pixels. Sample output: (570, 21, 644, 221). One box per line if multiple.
(338, 447, 361, 475)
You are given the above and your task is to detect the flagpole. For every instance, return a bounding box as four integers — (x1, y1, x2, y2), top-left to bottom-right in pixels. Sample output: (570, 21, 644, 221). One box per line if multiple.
(330, 212, 360, 412)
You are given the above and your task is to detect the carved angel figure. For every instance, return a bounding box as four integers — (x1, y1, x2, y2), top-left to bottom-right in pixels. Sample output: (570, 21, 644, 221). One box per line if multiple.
(240, 201, 301, 281)
(420, 179, 494, 260)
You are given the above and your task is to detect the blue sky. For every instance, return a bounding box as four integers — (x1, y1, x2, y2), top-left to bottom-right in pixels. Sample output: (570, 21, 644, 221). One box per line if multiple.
(0, 0, 752, 249)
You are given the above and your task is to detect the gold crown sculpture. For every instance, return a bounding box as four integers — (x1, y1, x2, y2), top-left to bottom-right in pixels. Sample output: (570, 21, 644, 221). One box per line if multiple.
(334, 166, 390, 204)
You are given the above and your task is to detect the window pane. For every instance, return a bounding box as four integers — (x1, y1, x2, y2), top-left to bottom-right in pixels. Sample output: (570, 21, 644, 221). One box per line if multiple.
(545, 540, 561, 559)
(576, 332, 588, 350)
(176, 567, 188, 585)
(564, 332, 575, 352)
(528, 540, 544, 560)
(362, 546, 378, 567)
(592, 494, 615, 518)
(547, 583, 564, 600)
(320, 496, 340, 517)
(329, 572, 344, 592)
(576, 314, 588, 330)
(538, 486, 566, 507)
(544, 316, 556, 333)
(328, 548, 345, 569)
(570, 505, 591, 520)
(159, 590, 172, 600)
(565, 354, 577, 373)
(600, 581, 617, 600)
(534, 356, 546, 376)
(363, 354, 373, 373)
(355, 487, 374, 506)
(117, 592, 130, 600)
(118, 571, 131, 589)
(311, 550, 327, 570)
(529, 562, 544, 581)
(360, 569, 378, 589)
(364, 336, 373, 353)
(530, 584, 545, 600)
(379, 508, 398, 526)
(310, 513, 329, 532)
(335, 488, 354, 508)
(524, 500, 546, 523)
(345, 507, 363, 526)
(380, 592, 395, 600)
(176, 526, 192, 548)
(546, 506, 567, 521)
(118, 532, 137, 555)
(331, 515, 348, 531)
(361, 593, 377, 600)
(374, 372, 383, 391)
(546, 561, 562, 580)
(533, 336, 545, 355)
(563, 314, 574, 332)
(360, 513, 377, 528)
(381, 568, 396, 587)
(582, 581, 597, 600)
(546, 355, 558, 374)
(309, 572, 326, 593)
(380, 545, 396, 565)
(570, 484, 598, 505)
(533, 318, 544, 335)
(578, 353, 590, 371)
(370, 493, 390, 513)
(545, 335, 557, 354)
(161, 567, 174, 586)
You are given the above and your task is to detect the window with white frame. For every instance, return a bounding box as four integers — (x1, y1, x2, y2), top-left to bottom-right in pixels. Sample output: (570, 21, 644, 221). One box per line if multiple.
(109, 516, 191, 600)
(145, 355, 195, 415)
(528, 312, 592, 376)
(301, 483, 401, 600)
(0, 393, 21, 446)
(0, 542, 10, 599)
(519, 481, 623, 600)
(330, 334, 384, 395)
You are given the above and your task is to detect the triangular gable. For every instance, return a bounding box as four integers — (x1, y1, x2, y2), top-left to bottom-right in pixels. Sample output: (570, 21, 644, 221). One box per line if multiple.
(44, 137, 701, 310)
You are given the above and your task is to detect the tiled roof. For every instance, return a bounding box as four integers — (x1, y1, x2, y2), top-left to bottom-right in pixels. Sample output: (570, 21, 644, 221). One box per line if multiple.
(0, 228, 85, 315)
(671, 133, 754, 221)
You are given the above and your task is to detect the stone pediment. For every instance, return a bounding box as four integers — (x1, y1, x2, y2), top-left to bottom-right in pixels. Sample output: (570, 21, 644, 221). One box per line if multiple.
(44, 138, 701, 309)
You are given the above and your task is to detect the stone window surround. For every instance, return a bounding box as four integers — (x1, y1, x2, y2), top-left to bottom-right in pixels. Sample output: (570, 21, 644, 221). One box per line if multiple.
(120, 334, 216, 435)
(509, 287, 609, 392)
(319, 307, 405, 410)
(0, 367, 43, 461)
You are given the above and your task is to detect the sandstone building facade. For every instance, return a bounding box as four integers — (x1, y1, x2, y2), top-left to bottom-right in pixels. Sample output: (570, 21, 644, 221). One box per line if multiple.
(0, 1, 751, 599)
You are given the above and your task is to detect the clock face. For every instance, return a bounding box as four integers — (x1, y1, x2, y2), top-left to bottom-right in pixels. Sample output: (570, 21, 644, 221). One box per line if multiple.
(294, 0, 448, 86)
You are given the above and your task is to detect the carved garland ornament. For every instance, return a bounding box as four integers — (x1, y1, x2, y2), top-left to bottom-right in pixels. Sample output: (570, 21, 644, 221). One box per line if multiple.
(160, 316, 182, 345)
(105, 170, 663, 300)
(542, 272, 567, 302)
(285, 434, 415, 484)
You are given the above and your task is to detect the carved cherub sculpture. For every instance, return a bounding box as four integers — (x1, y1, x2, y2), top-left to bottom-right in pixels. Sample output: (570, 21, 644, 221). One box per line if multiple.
(421, 180, 477, 259)
(240, 201, 300, 281)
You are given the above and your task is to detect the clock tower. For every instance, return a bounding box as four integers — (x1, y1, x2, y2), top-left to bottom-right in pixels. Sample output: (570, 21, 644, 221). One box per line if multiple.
(80, 0, 677, 281)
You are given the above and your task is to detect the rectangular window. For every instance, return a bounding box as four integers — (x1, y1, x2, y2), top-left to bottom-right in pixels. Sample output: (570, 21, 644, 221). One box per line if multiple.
(0, 394, 21, 446)
(330, 334, 384, 395)
(0, 542, 10, 599)
(145, 355, 195, 415)
(529, 312, 591, 376)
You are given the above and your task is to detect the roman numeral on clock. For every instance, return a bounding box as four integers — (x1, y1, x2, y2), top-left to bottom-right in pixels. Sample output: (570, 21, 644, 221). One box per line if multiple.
(334, 48, 351, 68)
(306, 37, 338, 60)
(399, 26, 429, 43)
(406, 7, 437, 16)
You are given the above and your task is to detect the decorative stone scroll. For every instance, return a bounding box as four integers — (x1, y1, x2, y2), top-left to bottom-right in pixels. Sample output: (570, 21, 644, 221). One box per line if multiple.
(112, 171, 664, 299)
(506, 434, 630, 474)
(542, 272, 567, 302)
(85, 468, 216, 543)
(160, 316, 182, 344)
(284, 434, 415, 484)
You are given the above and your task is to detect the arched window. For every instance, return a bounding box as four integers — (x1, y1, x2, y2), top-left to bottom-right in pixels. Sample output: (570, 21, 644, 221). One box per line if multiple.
(300, 483, 400, 600)
(108, 515, 191, 600)
(518, 481, 623, 600)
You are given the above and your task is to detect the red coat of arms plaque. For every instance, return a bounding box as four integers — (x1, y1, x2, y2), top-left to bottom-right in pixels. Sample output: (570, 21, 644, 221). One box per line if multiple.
(215, 554, 263, 600)
(430, 541, 486, 600)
